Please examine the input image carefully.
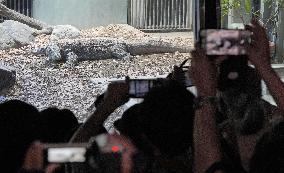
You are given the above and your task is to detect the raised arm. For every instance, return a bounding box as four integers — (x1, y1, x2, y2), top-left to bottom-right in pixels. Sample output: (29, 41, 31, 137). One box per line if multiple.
(246, 19, 284, 110)
(190, 47, 223, 173)
(70, 81, 129, 143)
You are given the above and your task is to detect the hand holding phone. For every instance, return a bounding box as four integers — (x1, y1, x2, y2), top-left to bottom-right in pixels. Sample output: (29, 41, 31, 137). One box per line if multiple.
(103, 78, 130, 110)
(167, 59, 193, 87)
(22, 141, 60, 172)
(42, 134, 131, 173)
(190, 47, 218, 96)
(43, 143, 89, 163)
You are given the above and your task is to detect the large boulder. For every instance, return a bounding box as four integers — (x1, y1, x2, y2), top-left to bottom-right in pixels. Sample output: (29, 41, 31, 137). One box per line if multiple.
(50, 25, 80, 41)
(0, 65, 16, 93)
(0, 20, 35, 50)
(0, 26, 15, 50)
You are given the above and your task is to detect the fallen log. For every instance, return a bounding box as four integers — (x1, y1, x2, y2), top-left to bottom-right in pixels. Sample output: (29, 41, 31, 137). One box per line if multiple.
(0, 2, 52, 34)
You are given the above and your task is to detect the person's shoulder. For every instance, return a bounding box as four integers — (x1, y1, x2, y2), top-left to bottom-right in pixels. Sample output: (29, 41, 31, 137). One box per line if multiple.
(261, 99, 284, 125)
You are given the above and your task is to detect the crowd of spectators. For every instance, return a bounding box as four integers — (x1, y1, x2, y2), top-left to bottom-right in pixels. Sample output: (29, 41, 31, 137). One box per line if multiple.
(0, 19, 283, 173)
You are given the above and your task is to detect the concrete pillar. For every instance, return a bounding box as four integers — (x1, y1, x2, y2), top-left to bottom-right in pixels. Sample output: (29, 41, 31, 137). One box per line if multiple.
(276, 7, 284, 63)
(193, 0, 201, 42)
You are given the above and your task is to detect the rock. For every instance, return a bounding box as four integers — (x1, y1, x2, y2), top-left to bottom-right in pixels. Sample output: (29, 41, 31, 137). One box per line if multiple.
(51, 25, 80, 41)
(0, 20, 35, 50)
(0, 65, 16, 93)
(0, 26, 16, 50)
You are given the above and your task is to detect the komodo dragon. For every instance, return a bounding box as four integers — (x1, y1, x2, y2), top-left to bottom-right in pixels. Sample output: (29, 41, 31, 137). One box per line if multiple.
(32, 37, 192, 66)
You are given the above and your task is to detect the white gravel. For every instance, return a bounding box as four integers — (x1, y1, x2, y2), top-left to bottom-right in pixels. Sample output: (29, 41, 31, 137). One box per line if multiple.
(0, 24, 193, 122)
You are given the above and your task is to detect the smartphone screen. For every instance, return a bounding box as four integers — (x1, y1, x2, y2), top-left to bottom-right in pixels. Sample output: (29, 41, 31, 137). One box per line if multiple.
(200, 29, 251, 55)
(47, 147, 86, 163)
(129, 79, 158, 98)
(44, 144, 88, 163)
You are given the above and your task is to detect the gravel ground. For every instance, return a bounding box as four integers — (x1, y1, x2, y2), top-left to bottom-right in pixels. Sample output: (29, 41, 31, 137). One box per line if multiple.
(0, 24, 194, 123)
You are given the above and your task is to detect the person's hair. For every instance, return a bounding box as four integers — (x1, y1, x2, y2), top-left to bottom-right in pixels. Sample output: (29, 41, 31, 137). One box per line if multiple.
(94, 93, 105, 108)
(217, 56, 262, 98)
(0, 100, 41, 173)
(216, 56, 265, 135)
(39, 107, 79, 143)
(115, 80, 195, 156)
(249, 121, 284, 173)
(114, 103, 155, 154)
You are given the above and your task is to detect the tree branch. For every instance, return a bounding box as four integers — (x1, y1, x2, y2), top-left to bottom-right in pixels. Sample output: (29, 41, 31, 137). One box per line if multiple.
(0, 3, 52, 33)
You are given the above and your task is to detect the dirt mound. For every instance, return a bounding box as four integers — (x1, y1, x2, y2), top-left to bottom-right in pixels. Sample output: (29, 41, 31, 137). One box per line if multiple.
(80, 24, 149, 40)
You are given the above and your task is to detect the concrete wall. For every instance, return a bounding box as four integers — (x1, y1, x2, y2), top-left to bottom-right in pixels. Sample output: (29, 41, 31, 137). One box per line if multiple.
(32, 0, 128, 29)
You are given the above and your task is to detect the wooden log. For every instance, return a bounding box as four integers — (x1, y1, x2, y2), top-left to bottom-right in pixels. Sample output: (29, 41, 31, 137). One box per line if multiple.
(0, 3, 52, 34)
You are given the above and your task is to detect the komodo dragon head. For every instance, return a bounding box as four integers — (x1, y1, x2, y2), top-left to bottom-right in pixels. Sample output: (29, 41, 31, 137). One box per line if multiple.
(31, 42, 63, 66)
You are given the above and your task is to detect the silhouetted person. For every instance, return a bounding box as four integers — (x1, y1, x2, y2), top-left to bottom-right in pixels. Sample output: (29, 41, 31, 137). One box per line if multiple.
(115, 80, 195, 172)
(39, 107, 79, 143)
(217, 56, 265, 134)
(249, 121, 284, 173)
(0, 100, 42, 173)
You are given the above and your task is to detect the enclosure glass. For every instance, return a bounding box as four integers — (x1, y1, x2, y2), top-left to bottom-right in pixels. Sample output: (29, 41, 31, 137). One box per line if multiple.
(221, 0, 284, 63)
(0, 0, 195, 123)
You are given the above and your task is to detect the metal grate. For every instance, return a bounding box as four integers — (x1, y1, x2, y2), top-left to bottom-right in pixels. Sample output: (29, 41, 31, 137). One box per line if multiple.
(128, 0, 193, 31)
(1, 0, 33, 21)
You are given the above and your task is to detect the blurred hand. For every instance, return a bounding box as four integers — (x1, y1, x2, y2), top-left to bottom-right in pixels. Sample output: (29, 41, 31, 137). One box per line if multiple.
(45, 164, 60, 173)
(22, 141, 59, 173)
(103, 77, 130, 110)
(245, 19, 271, 69)
(167, 65, 186, 83)
(167, 59, 189, 83)
(189, 46, 217, 96)
(23, 141, 44, 170)
(108, 134, 137, 173)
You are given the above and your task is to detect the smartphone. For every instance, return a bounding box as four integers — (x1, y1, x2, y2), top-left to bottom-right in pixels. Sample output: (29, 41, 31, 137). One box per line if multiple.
(200, 29, 251, 55)
(43, 134, 124, 171)
(128, 79, 162, 98)
(43, 143, 89, 163)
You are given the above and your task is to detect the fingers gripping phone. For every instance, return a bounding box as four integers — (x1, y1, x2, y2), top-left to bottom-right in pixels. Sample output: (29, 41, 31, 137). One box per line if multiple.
(179, 58, 193, 87)
(200, 29, 251, 55)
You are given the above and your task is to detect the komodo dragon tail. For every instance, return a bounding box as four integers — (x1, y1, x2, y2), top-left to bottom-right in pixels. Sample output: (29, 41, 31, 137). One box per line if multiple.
(127, 39, 193, 55)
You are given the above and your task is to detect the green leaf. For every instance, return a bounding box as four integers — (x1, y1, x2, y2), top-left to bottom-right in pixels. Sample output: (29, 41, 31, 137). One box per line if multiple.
(244, 0, 251, 13)
(221, 0, 231, 16)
